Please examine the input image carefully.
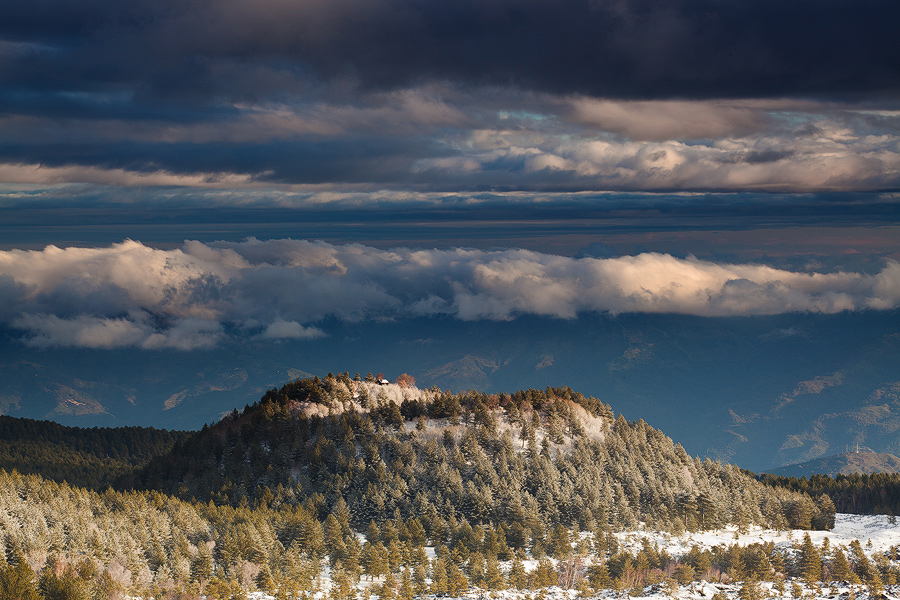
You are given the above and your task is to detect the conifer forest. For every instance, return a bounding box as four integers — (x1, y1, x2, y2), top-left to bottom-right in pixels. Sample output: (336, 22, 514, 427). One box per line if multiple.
(2, 374, 899, 600)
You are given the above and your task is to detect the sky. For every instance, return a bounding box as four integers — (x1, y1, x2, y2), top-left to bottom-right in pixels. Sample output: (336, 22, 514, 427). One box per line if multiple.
(0, 0, 899, 351)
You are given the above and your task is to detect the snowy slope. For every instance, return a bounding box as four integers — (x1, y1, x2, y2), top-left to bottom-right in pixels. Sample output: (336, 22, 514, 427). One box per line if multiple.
(616, 513, 900, 558)
(235, 514, 900, 600)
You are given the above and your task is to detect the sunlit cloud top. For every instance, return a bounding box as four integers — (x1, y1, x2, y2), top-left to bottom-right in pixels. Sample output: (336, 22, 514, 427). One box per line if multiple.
(1, 239, 898, 349)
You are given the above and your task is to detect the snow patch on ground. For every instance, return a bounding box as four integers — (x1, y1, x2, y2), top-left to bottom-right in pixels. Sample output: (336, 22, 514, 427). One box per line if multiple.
(233, 515, 900, 600)
(615, 513, 900, 558)
(247, 582, 900, 600)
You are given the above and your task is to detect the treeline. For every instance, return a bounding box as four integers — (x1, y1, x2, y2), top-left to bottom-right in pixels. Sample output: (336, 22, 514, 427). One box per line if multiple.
(136, 374, 834, 536)
(585, 533, 900, 595)
(0, 415, 190, 489)
(0, 468, 322, 600)
(0, 469, 895, 600)
(759, 472, 900, 516)
(2, 467, 898, 600)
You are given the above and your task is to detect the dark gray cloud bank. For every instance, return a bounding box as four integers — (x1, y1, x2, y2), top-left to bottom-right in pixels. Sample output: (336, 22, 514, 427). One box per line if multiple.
(0, 0, 899, 194)
(3, 0, 898, 100)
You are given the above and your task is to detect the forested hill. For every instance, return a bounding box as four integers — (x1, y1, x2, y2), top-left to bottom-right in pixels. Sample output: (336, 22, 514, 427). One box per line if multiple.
(135, 374, 835, 534)
(759, 472, 900, 516)
(0, 415, 190, 489)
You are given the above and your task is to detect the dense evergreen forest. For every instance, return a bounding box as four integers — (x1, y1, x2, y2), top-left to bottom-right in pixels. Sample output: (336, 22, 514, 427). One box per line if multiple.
(1, 468, 896, 600)
(759, 473, 900, 517)
(0, 415, 190, 489)
(136, 374, 834, 533)
(6, 374, 897, 600)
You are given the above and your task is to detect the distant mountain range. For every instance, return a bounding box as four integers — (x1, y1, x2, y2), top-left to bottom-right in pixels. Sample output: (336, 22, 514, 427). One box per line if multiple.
(763, 451, 900, 478)
(1, 309, 898, 472)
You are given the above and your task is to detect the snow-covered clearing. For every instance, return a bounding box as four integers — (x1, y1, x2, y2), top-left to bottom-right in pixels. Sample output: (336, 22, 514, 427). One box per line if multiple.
(235, 515, 900, 600)
(616, 513, 900, 557)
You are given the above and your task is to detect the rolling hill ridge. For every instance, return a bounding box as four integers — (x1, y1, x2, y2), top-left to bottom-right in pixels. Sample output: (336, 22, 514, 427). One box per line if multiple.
(134, 375, 835, 534)
(763, 451, 900, 478)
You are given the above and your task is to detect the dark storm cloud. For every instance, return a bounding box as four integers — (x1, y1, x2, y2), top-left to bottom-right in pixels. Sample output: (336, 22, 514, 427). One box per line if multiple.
(743, 149, 796, 165)
(1, 0, 898, 103)
(1, 0, 899, 195)
(0, 136, 444, 185)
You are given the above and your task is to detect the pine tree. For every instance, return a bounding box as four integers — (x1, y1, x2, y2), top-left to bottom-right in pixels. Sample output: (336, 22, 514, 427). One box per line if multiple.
(587, 561, 611, 590)
(484, 555, 504, 590)
(737, 577, 762, 600)
(325, 514, 347, 566)
(343, 534, 362, 581)
(365, 521, 380, 545)
(829, 548, 852, 582)
(550, 524, 572, 558)
(0, 558, 41, 600)
(812, 494, 836, 530)
(675, 563, 695, 584)
(386, 540, 403, 573)
(333, 497, 353, 537)
(377, 571, 396, 600)
(256, 565, 275, 594)
(363, 543, 387, 581)
(405, 518, 427, 547)
(466, 551, 485, 587)
(430, 558, 448, 596)
(799, 533, 822, 583)
(397, 568, 413, 600)
(635, 550, 650, 579)
(192, 546, 214, 584)
(39, 567, 91, 600)
(726, 545, 746, 582)
(849, 539, 875, 584)
(532, 557, 557, 589)
(446, 561, 468, 596)
(92, 570, 123, 600)
(412, 563, 427, 595)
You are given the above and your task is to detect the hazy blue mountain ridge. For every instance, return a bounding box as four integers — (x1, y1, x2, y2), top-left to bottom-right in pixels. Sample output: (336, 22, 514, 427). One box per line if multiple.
(763, 451, 900, 478)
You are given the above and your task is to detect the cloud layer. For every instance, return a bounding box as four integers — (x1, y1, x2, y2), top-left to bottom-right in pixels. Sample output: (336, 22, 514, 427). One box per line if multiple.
(1, 0, 899, 195)
(1, 96, 898, 194)
(1, 239, 897, 349)
(2, 0, 897, 101)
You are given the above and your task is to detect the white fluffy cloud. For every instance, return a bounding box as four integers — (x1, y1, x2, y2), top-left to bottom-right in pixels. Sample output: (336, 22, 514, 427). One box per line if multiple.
(0, 239, 897, 348)
(11, 314, 148, 349)
(419, 113, 900, 192)
(11, 314, 223, 350)
(257, 319, 326, 340)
